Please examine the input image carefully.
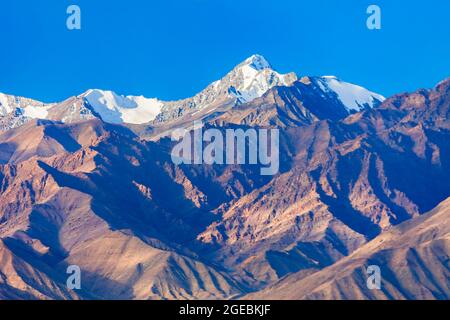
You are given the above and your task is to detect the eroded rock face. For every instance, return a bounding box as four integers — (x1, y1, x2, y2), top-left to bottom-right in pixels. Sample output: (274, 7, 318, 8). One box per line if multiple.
(0, 77, 449, 299)
(247, 197, 450, 300)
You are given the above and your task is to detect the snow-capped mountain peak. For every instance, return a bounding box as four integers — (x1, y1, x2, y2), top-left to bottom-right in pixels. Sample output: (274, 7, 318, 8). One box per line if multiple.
(155, 54, 298, 122)
(82, 89, 163, 124)
(224, 54, 297, 104)
(312, 76, 385, 111)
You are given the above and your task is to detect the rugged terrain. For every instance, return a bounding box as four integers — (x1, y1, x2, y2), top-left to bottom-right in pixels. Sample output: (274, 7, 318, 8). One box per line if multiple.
(0, 56, 448, 299)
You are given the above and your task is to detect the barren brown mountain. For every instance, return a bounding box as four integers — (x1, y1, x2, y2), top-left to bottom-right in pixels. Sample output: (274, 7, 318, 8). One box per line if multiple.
(247, 197, 450, 300)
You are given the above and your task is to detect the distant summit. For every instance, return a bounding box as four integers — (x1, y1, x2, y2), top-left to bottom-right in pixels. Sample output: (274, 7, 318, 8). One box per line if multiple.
(241, 54, 272, 70)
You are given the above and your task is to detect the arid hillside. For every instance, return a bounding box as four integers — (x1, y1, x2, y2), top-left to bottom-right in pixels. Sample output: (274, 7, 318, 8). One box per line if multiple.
(1, 68, 449, 299)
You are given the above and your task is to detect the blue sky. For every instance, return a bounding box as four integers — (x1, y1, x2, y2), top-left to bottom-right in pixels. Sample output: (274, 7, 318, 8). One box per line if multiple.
(1, 0, 449, 102)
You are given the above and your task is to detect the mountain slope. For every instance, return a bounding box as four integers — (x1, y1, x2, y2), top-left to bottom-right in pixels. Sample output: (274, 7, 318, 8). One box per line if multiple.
(312, 76, 385, 112)
(0, 119, 244, 299)
(0, 55, 385, 131)
(247, 197, 450, 300)
(63, 231, 242, 300)
(0, 238, 81, 300)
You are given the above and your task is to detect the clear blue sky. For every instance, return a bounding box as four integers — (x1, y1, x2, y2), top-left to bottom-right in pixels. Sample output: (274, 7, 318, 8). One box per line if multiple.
(1, 0, 449, 103)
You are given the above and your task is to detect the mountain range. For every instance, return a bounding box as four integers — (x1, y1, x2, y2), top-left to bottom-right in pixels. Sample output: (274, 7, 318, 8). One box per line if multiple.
(0, 55, 448, 300)
(0, 55, 384, 129)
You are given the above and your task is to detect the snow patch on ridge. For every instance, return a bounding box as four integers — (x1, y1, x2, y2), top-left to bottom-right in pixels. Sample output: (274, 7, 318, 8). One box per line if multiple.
(0, 93, 50, 119)
(23, 105, 50, 119)
(232, 54, 297, 103)
(2, 55, 388, 127)
(84, 89, 163, 124)
(0, 93, 12, 116)
(318, 76, 385, 111)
